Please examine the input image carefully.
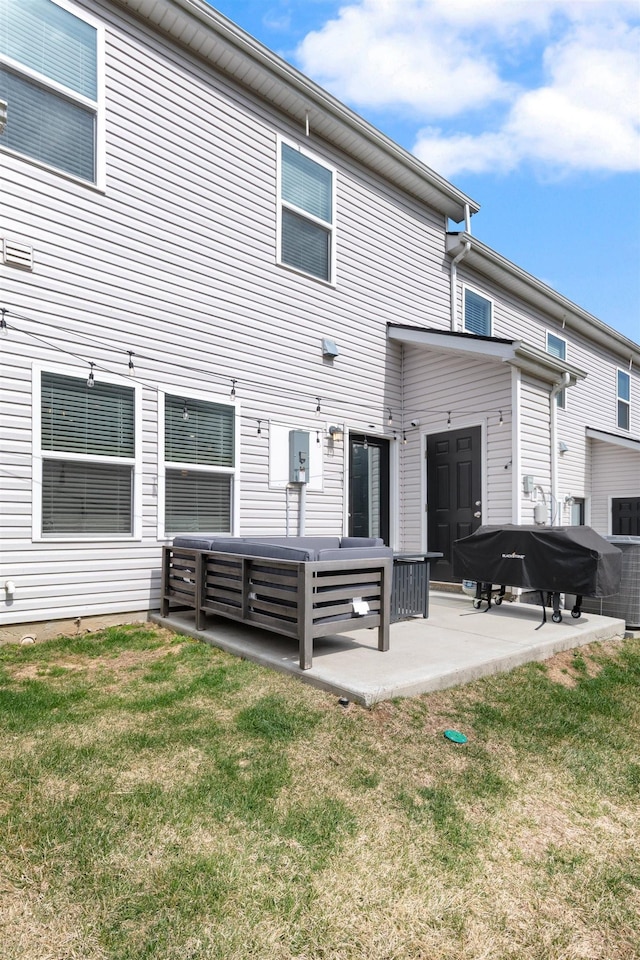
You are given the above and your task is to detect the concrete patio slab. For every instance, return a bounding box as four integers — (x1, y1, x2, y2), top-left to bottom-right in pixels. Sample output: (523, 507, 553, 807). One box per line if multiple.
(152, 592, 626, 706)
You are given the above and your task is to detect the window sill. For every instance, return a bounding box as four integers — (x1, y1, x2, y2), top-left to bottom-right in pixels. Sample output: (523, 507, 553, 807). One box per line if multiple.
(276, 259, 336, 289)
(1, 146, 106, 194)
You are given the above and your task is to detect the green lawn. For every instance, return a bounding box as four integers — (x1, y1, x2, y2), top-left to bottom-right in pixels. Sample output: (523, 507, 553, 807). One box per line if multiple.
(1, 624, 639, 960)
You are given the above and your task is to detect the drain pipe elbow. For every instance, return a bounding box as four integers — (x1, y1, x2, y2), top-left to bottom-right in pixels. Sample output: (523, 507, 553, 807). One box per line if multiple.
(450, 240, 471, 332)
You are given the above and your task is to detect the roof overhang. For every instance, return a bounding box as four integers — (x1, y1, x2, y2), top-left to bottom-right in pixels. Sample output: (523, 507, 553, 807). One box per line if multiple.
(111, 0, 479, 223)
(388, 324, 587, 386)
(586, 427, 640, 452)
(446, 233, 640, 365)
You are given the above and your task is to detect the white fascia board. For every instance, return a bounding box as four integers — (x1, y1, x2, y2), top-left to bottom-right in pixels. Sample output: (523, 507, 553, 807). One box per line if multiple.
(387, 325, 518, 362)
(586, 427, 640, 452)
(447, 232, 640, 365)
(112, 0, 478, 222)
(388, 325, 587, 384)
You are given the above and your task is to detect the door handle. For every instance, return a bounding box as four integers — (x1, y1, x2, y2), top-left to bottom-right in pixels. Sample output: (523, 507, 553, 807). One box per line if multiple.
(473, 511, 481, 518)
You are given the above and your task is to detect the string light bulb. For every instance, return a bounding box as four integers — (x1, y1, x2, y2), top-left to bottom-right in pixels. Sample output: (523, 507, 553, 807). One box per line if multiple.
(127, 350, 135, 376)
(316, 397, 321, 414)
(182, 400, 189, 421)
(499, 410, 504, 427)
(447, 411, 451, 427)
(387, 408, 393, 426)
(363, 436, 368, 450)
(402, 430, 407, 444)
(87, 362, 95, 388)
(316, 430, 320, 445)
(257, 420, 262, 436)
(230, 379, 237, 400)
(0, 308, 7, 336)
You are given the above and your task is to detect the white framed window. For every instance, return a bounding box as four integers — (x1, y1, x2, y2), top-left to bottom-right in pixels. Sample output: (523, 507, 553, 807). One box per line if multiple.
(0, 0, 104, 186)
(617, 369, 630, 431)
(463, 287, 492, 336)
(33, 365, 141, 539)
(159, 391, 239, 538)
(547, 331, 568, 409)
(277, 137, 336, 284)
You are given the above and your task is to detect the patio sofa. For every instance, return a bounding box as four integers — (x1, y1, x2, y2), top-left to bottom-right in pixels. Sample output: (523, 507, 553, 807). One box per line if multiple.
(160, 536, 393, 669)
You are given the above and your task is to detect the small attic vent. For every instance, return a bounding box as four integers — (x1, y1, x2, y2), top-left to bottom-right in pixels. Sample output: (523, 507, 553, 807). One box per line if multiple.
(3, 238, 34, 270)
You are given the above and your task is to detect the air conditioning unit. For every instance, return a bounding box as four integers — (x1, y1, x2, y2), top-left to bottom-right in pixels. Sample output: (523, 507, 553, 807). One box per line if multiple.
(581, 537, 640, 628)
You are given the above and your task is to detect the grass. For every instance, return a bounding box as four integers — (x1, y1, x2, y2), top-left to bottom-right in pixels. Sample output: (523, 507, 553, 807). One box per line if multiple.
(1, 625, 639, 960)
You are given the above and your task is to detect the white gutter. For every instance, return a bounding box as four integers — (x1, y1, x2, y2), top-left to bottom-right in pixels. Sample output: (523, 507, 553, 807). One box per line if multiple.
(550, 372, 570, 525)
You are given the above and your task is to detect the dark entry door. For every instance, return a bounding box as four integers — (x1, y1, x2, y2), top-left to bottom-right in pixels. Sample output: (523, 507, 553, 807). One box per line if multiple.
(612, 497, 640, 536)
(349, 434, 390, 544)
(427, 425, 482, 581)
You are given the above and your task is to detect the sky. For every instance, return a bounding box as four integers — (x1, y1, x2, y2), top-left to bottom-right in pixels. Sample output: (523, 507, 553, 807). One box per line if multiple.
(210, 0, 640, 345)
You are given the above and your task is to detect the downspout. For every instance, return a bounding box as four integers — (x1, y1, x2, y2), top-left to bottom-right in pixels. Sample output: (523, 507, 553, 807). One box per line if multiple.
(550, 372, 570, 525)
(449, 240, 470, 332)
(449, 204, 472, 331)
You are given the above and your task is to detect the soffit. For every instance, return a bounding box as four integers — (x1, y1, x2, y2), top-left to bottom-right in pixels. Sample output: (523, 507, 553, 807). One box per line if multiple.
(388, 324, 587, 385)
(111, 0, 479, 222)
(586, 427, 640, 452)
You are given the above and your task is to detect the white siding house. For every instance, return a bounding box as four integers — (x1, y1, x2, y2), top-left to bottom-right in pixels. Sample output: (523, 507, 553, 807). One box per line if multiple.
(1, 0, 638, 634)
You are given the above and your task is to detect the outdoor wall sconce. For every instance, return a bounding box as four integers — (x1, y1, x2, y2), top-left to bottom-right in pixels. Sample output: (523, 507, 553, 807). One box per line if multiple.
(558, 441, 569, 454)
(328, 425, 344, 440)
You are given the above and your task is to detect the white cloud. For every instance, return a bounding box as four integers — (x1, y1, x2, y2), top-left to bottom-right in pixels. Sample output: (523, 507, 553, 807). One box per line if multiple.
(296, 0, 640, 176)
(296, 0, 513, 117)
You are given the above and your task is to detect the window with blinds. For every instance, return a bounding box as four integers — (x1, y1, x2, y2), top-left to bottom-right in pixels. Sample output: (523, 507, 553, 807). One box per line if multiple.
(163, 394, 235, 535)
(40, 372, 135, 535)
(547, 331, 567, 409)
(463, 288, 492, 337)
(0, 0, 99, 182)
(279, 141, 334, 282)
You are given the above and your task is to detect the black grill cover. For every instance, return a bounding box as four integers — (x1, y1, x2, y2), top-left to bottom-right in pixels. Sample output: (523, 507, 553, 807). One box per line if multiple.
(453, 525, 622, 597)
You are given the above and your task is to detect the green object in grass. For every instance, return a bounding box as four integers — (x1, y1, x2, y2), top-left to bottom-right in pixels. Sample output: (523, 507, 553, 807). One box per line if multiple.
(444, 729, 467, 744)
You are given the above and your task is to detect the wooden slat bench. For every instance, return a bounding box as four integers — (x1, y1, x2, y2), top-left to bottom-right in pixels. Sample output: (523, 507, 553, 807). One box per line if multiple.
(161, 545, 392, 669)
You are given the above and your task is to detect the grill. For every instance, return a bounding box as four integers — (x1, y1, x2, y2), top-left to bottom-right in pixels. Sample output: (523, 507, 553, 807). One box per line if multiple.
(453, 525, 622, 624)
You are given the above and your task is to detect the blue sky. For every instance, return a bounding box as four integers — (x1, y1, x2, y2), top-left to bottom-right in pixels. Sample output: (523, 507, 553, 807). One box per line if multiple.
(211, 0, 639, 344)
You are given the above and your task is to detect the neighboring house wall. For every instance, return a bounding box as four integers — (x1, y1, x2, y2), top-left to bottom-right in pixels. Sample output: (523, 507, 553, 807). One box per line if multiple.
(590, 440, 640, 534)
(455, 264, 640, 534)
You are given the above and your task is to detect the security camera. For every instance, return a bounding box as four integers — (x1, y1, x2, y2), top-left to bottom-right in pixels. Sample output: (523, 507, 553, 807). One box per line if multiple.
(410, 419, 420, 428)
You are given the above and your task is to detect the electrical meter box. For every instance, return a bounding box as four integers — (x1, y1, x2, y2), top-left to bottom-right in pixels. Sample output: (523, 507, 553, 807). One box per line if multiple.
(289, 430, 309, 483)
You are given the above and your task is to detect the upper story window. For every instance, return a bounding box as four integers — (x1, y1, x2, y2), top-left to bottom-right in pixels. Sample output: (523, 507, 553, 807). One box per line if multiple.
(617, 369, 630, 430)
(162, 393, 236, 537)
(278, 139, 335, 283)
(463, 288, 492, 336)
(0, 0, 101, 184)
(547, 332, 568, 409)
(37, 370, 138, 537)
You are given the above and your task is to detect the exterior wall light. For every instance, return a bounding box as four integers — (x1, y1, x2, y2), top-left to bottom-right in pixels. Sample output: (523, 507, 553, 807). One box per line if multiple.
(328, 425, 343, 440)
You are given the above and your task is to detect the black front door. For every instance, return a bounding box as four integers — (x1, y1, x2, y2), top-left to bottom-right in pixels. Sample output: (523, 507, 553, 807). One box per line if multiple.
(612, 497, 640, 536)
(349, 434, 390, 544)
(427, 425, 482, 581)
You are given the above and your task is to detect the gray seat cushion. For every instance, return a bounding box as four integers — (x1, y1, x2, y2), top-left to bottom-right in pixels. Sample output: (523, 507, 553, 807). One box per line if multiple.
(340, 537, 385, 548)
(317, 547, 393, 561)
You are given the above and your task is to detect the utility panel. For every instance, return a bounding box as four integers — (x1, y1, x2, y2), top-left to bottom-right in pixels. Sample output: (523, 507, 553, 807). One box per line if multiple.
(289, 430, 309, 483)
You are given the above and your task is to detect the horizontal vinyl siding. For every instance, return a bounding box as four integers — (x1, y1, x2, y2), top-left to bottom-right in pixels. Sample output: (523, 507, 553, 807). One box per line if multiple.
(589, 440, 640, 535)
(456, 264, 640, 528)
(519, 376, 552, 525)
(2, 0, 448, 625)
(400, 349, 512, 551)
